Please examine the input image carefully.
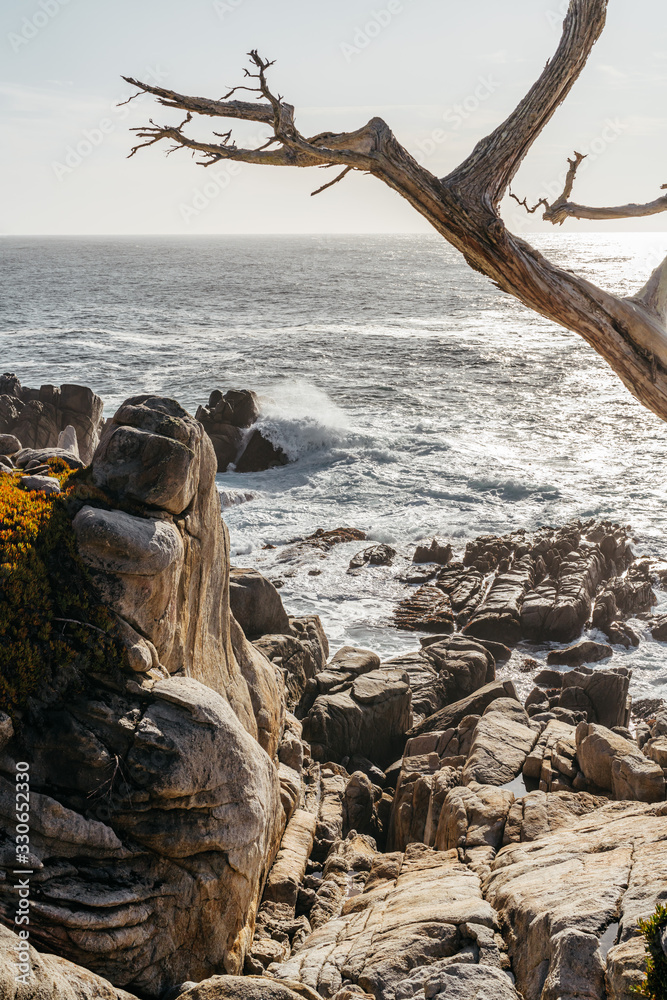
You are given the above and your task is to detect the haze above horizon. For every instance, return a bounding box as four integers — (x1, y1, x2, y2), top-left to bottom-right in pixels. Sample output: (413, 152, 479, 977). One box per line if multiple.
(2, 0, 666, 236)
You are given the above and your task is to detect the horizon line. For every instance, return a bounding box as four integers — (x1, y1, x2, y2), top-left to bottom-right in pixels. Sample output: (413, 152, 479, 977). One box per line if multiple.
(2, 231, 666, 238)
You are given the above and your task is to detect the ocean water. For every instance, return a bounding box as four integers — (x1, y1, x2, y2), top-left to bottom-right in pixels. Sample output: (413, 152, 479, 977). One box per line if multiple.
(1, 232, 666, 702)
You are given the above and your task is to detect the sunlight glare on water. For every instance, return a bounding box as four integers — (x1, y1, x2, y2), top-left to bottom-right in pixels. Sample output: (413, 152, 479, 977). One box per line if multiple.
(1, 231, 666, 698)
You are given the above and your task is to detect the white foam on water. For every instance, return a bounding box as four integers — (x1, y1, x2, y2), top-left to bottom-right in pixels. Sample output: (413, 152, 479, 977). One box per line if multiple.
(254, 380, 352, 462)
(3, 233, 667, 699)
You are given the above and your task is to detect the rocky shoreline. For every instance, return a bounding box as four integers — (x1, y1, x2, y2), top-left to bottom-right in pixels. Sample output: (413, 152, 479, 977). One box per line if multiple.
(0, 387, 666, 1000)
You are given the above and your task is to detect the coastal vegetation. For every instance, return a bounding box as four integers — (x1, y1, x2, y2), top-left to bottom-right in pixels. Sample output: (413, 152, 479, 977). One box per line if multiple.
(635, 904, 667, 999)
(0, 461, 121, 719)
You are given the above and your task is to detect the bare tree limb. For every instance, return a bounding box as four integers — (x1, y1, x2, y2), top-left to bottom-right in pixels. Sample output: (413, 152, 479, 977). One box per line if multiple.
(545, 190, 667, 225)
(124, 1, 667, 424)
(121, 75, 277, 125)
(513, 149, 667, 225)
(630, 257, 667, 328)
(443, 0, 609, 210)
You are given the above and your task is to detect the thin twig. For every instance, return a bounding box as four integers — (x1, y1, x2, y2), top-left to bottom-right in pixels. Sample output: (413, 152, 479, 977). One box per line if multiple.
(311, 166, 353, 196)
(509, 191, 550, 215)
(53, 618, 108, 635)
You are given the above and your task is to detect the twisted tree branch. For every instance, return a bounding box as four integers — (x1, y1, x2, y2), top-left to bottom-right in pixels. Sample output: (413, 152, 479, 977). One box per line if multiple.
(124, 1, 667, 424)
(444, 0, 609, 209)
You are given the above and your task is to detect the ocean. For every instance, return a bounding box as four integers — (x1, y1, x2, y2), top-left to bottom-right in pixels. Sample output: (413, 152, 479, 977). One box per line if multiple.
(1, 232, 666, 702)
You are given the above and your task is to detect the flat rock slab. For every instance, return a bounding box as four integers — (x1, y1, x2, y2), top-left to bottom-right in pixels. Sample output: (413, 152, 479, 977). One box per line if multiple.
(178, 976, 320, 1000)
(503, 789, 608, 844)
(352, 669, 408, 705)
(485, 800, 667, 1000)
(426, 964, 521, 1000)
(463, 555, 534, 645)
(330, 646, 381, 676)
(271, 843, 511, 1000)
(394, 585, 455, 633)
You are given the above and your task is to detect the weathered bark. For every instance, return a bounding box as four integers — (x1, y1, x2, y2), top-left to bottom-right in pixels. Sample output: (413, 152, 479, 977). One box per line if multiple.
(124, 2, 667, 422)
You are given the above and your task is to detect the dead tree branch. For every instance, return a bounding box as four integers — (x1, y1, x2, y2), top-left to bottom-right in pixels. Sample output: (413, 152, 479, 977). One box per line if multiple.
(509, 192, 550, 215)
(125, 0, 667, 423)
(513, 149, 667, 226)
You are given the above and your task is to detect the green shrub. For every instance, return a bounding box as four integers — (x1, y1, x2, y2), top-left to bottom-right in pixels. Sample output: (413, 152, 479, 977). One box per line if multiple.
(0, 462, 122, 720)
(633, 904, 667, 999)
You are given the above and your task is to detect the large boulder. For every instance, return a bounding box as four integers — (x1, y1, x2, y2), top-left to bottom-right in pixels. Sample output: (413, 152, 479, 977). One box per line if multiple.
(0, 374, 104, 464)
(75, 395, 283, 742)
(461, 712, 538, 787)
(195, 388, 258, 469)
(230, 567, 291, 638)
(349, 543, 396, 571)
(525, 665, 631, 730)
(383, 635, 495, 722)
(407, 680, 521, 738)
(0, 677, 284, 997)
(576, 722, 665, 802)
(302, 668, 412, 766)
(235, 428, 289, 473)
(420, 635, 495, 704)
(546, 640, 613, 667)
(412, 537, 452, 565)
(0, 394, 297, 995)
(0, 432, 20, 455)
(195, 388, 288, 472)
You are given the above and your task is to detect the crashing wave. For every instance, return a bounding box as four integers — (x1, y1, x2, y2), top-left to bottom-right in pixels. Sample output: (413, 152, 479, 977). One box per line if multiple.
(254, 381, 350, 462)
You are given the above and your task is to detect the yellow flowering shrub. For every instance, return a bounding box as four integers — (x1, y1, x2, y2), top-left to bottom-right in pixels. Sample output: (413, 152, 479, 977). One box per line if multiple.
(0, 460, 122, 720)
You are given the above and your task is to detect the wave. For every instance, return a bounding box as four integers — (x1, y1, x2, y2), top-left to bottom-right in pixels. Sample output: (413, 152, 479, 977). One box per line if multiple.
(467, 476, 561, 501)
(255, 380, 351, 462)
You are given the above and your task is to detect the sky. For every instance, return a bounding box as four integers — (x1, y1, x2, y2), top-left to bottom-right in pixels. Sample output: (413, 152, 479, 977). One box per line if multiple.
(1, 0, 666, 235)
